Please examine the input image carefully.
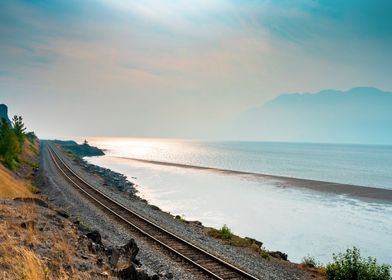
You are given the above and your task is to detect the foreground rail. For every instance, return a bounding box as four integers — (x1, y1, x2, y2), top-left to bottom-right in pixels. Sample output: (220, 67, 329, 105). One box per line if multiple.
(48, 145, 260, 280)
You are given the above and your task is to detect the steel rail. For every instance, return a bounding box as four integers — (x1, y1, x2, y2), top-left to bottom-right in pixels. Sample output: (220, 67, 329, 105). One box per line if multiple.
(48, 145, 260, 280)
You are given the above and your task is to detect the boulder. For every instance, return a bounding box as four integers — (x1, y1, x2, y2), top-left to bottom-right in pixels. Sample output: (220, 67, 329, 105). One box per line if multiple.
(121, 239, 139, 262)
(269, 251, 288, 261)
(14, 197, 48, 208)
(21, 220, 36, 229)
(245, 237, 263, 248)
(55, 209, 69, 218)
(86, 230, 103, 245)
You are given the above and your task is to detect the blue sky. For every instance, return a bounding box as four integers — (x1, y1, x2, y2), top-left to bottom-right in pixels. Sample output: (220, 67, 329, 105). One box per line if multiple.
(1, 0, 391, 139)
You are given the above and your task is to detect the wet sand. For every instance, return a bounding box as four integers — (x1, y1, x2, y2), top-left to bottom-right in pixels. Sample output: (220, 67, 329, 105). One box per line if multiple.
(118, 157, 392, 203)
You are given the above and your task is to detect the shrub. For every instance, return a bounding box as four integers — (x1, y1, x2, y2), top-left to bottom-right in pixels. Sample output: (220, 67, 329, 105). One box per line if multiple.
(260, 250, 270, 259)
(326, 247, 391, 280)
(208, 225, 266, 255)
(20, 158, 39, 169)
(0, 116, 25, 170)
(209, 224, 233, 240)
(303, 255, 319, 268)
(28, 185, 40, 194)
(61, 147, 78, 160)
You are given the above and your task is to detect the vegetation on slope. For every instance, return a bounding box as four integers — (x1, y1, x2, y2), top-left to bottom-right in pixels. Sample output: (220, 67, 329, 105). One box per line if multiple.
(0, 164, 33, 198)
(0, 113, 39, 198)
(326, 247, 391, 280)
(208, 224, 273, 259)
(0, 115, 36, 171)
(0, 200, 97, 279)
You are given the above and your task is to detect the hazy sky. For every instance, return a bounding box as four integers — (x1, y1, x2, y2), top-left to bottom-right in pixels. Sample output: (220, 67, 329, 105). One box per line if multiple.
(1, 0, 391, 139)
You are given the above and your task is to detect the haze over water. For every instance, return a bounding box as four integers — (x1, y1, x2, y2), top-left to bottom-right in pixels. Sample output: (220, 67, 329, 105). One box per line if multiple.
(84, 137, 392, 265)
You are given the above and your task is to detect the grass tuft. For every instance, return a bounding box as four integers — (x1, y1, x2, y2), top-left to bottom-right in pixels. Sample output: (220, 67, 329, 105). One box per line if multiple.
(208, 224, 267, 257)
(28, 184, 40, 194)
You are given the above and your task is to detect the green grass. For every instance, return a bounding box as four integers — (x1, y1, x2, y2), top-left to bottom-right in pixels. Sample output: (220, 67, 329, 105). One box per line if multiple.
(260, 250, 270, 259)
(19, 158, 39, 169)
(29, 143, 38, 156)
(2, 157, 19, 171)
(208, 224, 268, 258)
(28, 184, 40, 194)
(208, 224, 233, 240)
(302, 255, 320, 268)
(61, 147, 78, 161)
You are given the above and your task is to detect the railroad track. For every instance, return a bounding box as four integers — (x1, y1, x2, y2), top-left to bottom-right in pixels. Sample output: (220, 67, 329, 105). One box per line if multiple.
(48, 145, 260, 280)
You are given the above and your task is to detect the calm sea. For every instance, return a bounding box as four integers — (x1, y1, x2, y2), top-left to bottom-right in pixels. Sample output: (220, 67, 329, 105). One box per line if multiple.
(83, 137, 392, 265)
(85, 138, 392, 189)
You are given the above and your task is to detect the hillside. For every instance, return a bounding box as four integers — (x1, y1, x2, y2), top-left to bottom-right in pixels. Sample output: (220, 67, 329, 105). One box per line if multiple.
(0, 164, 33, 198)
(227, 87, 392, 144)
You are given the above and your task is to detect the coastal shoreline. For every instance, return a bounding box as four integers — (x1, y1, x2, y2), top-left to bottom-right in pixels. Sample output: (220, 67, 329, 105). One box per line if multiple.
(53, 141, 324, 279)
(117, 157, 392, 203)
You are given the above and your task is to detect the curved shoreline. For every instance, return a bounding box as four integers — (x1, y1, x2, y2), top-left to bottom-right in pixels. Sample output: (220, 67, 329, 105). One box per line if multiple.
(116, 156, 392, 203)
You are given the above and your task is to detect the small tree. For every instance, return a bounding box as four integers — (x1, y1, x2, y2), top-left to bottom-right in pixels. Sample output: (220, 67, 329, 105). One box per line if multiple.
(12, 115, 26, 148)
(0, 119, 21, 170)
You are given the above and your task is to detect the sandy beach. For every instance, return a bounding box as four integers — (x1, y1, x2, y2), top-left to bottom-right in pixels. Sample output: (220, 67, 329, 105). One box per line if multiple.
(121, 157, 392, 203)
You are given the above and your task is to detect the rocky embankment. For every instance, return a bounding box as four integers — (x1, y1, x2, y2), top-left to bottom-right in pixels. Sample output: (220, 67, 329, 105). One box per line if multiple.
(0, 137, 159, 279)
(79, 159, 135, 193)
(55, 140, 135, 193)
(0, 197, 158, 279)
(54, 140, 104, 157)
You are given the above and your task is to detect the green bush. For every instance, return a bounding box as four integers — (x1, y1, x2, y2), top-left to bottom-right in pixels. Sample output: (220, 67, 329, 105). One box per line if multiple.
(208, 224, 233, 240)
(28, 184, 40, 194)
(0, 116, 25, 170)
(326, 247, 391, 280)
(303, 255, 319, 268)
(220, 224, 233, 239)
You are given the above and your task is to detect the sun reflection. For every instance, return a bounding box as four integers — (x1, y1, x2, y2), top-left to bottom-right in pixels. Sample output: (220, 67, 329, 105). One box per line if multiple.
(85, 137, 197, 161)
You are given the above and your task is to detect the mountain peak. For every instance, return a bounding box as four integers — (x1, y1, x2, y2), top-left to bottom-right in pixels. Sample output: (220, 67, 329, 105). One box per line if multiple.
(226, 87, 392, 145)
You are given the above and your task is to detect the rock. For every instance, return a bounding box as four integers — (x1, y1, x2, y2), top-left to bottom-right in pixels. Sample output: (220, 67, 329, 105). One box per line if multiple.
(86, 230, 102, 245)
(106, 247, 120, 268)
(97, 257, 104, 266)
(159, 271, 173, 278)
(114, 265, 153, 280)
(122, 239, 139, 262)
(245, 237, 263, 248)
(100, 271, 109, 277)
(14, 197, 48, 208)
(150, 205, 160, 211)
(63, 263, 72, 272)
(269, 251, 288, 261)
(56, 209, 69, 218)
(0, 104, 11, 124)
(21, 220, 36, 230)
(75, 262, 90, 272)
(189, 220, 203, 226)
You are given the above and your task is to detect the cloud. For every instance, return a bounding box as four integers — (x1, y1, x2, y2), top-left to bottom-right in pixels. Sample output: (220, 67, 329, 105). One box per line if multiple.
(1, 0, 392, 139)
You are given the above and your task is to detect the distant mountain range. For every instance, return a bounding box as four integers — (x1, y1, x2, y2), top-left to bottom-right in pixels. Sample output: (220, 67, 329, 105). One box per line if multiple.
(0, 104, 11, 125)
(226, 87, 392, 145)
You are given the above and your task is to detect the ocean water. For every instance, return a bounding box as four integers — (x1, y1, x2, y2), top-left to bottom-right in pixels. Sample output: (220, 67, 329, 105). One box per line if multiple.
(83, 137, 392, 265)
